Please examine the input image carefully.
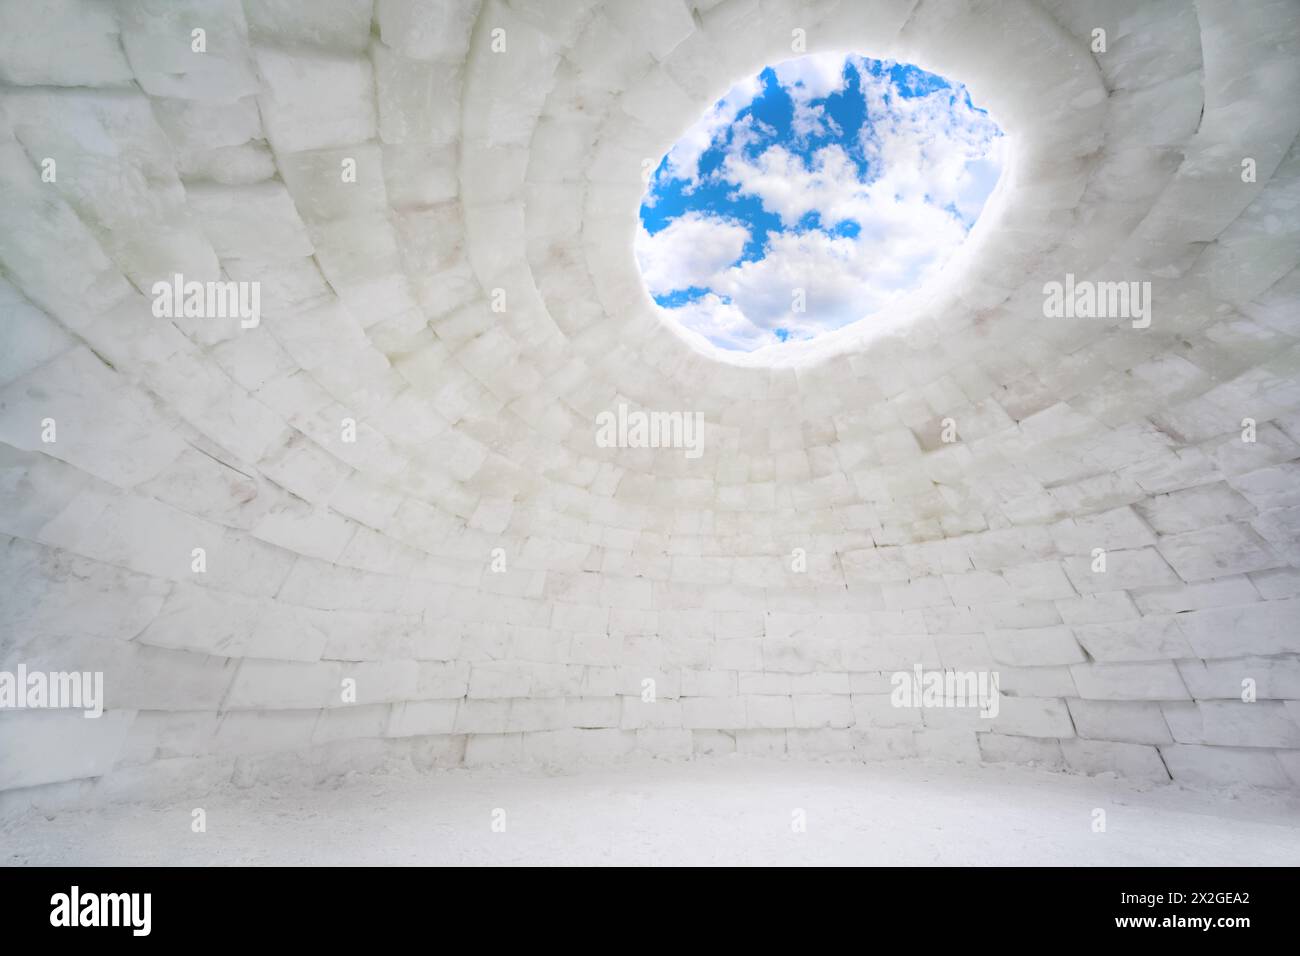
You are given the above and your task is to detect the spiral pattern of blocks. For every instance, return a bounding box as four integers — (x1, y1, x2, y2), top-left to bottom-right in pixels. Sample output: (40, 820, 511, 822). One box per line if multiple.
(2, 0, 1300, 816)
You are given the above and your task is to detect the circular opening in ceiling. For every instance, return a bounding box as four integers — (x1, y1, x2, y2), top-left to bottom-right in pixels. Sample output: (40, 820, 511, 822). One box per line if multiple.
(636, 53, 1006, 353)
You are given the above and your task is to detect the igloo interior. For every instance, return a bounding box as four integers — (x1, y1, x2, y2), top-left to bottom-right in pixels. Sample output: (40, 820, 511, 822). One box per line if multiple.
(2, 0, 1300, 869)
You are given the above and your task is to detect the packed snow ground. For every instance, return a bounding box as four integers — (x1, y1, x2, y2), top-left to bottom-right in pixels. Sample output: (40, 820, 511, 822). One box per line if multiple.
(5, 758, 1298, 866)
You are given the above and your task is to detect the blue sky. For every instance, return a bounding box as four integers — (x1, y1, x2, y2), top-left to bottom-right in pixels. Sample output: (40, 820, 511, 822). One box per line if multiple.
(636, 54, 1004, 351)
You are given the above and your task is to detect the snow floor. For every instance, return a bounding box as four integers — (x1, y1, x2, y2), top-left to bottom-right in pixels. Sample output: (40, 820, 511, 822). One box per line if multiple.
(5, 757, 1299, 866)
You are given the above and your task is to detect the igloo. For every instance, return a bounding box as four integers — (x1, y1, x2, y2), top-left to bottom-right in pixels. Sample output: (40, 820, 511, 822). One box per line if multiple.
(1, 0, 1299, 872)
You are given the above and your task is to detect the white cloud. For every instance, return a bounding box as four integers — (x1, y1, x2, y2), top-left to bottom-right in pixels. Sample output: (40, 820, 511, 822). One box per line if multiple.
(772, 52, 849, 101)
(668, 292, 782, 351)
(720, 142, 864, 227)
(790, 102, 841, 140)
(710, 220, 960, 334)
(722, 66, 1002, 230)
(634, 212, 750, 296)
(773, 52, 849, 141)
(643, 56, 1004, 350)
(853, 61, 1003, 211)
(662, 75, 762, 184)
(952, 147, 1006, 226)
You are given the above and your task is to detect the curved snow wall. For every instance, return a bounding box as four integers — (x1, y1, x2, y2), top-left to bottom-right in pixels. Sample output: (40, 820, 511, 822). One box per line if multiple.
(2, 0, 1300, 814)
